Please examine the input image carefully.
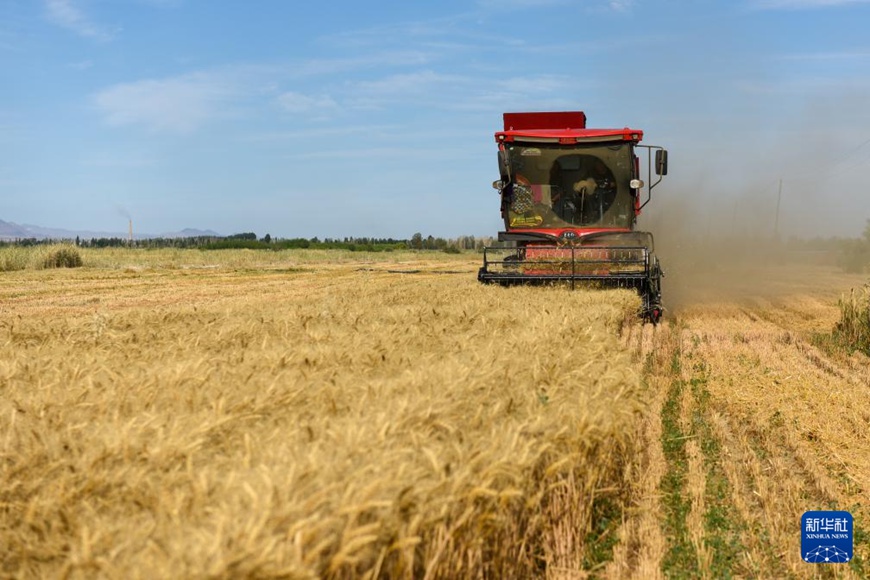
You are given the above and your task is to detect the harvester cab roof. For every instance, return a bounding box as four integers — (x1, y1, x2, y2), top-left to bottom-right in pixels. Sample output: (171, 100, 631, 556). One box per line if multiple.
(479, 111, 668, 323)
(498, 111, 642, 143)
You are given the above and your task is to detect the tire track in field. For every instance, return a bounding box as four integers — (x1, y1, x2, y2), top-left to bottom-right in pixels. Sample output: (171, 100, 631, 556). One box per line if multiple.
(610, 290, 869, 578)
(607, 323, 669, 579)
(662, 301, 868, 578)
(612, 319, 753, 579)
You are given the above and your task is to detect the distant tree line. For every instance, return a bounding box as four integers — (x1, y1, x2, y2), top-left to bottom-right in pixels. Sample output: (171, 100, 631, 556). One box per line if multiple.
(8, 225, 870, 269)
(827, 220, 870, 273)
(9, 225, 870, 270)
(407, 233, 485, 252)
(0, 233, 498, 253)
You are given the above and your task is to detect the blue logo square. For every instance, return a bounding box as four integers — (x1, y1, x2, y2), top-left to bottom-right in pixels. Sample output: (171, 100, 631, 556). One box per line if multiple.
(802, 511, 853, 564)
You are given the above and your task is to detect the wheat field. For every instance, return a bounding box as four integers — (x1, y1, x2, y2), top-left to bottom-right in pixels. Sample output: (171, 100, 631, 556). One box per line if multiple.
(0, 248, 643, 578)
(4, 247, 868, 578)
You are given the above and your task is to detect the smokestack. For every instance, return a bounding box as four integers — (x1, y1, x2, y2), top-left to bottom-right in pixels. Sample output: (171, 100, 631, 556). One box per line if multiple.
(128, 219, 133, 244)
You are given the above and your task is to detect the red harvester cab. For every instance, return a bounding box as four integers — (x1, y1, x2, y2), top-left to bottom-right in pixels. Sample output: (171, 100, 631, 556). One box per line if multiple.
(478, 111, 668, 322)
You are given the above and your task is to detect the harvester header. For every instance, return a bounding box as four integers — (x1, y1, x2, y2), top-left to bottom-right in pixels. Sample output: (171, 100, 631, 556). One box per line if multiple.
(478, 110, 668, 322)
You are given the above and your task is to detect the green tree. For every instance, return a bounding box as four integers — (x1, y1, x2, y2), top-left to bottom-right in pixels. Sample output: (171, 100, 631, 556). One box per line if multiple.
(839, 219, 870, 273)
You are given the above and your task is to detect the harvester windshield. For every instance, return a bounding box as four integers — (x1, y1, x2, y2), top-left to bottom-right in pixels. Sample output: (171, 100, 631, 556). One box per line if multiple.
(504, 142, 635, 230)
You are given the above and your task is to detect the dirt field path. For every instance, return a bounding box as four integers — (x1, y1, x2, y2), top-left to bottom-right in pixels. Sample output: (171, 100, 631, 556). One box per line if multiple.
(609, 265, 870, 578)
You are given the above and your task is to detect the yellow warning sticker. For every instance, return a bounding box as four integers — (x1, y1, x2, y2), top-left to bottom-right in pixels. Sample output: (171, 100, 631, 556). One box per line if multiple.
(509, 214, 543, 227)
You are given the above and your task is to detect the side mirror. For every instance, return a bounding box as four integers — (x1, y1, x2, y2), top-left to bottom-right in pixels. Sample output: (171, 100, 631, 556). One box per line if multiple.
(497, 150, 510, 177)
(655, 149, 668, 176)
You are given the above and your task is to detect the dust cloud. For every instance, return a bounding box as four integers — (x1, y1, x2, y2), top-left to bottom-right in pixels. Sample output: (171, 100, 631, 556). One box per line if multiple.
(637, 180, 863, 314)
(630, 88, 870, 314)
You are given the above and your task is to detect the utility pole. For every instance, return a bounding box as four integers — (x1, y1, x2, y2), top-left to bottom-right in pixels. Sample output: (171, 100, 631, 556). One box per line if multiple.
(731, 199, 737, 237)
(773, 178, 782, 240)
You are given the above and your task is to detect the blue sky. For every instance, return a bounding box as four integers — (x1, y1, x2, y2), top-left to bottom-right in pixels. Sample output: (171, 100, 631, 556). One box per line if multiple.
(3, 0, 870, 239)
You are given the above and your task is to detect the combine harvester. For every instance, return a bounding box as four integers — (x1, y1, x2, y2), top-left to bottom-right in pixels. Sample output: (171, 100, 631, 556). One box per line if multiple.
(478, 111, 668, 323)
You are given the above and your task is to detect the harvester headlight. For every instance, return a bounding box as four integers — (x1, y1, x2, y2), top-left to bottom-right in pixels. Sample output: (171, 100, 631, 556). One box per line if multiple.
(630, 179, 644, 189)
(492, 180, 505, 190)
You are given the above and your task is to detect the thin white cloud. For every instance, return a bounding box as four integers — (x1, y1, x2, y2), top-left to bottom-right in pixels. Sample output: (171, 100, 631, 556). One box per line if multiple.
(137, 0, 182, 6)
(92, 62, 357, 133)
(89, 56, 581, 134)
(290, 52, 433, 76)
(94, 72, 238, 134)
(476, 0, 569, 8)
(343, 70, 476, 111)
(276, 92, 339, 114)
(82, 151, 156, 168)
(735, 75, 870, 94)
(93, 64, 348, 133)
(752, 0, 870, 8)
(295, 146, 445, 161)
(44, 0, 116, 41)
(609, 0, 634, 10)
(0, 11, 26, 52)
(0, 35, 19, 52)
(497, 75, 575, 94)
(775, 50, 870, 60)
(242, 124, 400, 143)
(352, 70, 460, 95)
(337, 68, 580, 114)
(477, 0, 632, 10)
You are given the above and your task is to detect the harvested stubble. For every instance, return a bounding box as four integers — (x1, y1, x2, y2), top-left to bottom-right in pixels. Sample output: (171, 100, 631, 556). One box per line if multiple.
(0, 257, 642, 578)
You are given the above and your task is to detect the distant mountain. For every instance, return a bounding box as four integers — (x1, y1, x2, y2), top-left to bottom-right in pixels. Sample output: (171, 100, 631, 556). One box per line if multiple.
(0, 219, 33, 239)
(0, 219, 222, 241)
(159, 228, 223, 239)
